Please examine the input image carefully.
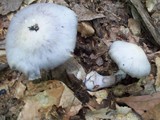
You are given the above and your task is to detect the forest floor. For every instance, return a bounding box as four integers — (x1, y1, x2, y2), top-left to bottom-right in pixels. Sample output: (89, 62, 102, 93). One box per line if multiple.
(0, 0, 160, 120)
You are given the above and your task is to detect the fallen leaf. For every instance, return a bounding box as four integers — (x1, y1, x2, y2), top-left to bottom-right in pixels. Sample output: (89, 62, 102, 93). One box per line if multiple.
(142, 103, 160, 120)
(146, 0, 157, 12)
(17, 99, 41, 120)
(0, 16, 9, 41)
(116, 92, 160, 118)
(65, 57, 86, 81)
(85, 105, 141, 120)
(59, 82, 82, 108)
(0, 0, 23, 15)
(112, 83, 143, 97)
(78, 22, 95, 38)
(128, 18, 141, 36)
(18, 80, 82, 120)
(14, 81, 26, 99)
(37, 0, 68, 6)
(138, 76, 156, 95)
(155, 57, 160, 91)
(72, 4, 105, 21)
(88, 90, 108, 104)
(85, 108, 112, 120)
(151, 11, 160, 26)
(52, 0, 68, 6)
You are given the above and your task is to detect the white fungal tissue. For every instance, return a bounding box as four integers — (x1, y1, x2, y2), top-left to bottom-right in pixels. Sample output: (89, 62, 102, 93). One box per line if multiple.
(6, 3, 78, 80)
(109, 41, 151, 78)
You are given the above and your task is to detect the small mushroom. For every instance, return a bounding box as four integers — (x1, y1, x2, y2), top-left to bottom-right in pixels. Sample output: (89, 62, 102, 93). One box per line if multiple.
(6, 3, 77, 80)
(84, 41, 151, 91)
(109, 40, 151, 79)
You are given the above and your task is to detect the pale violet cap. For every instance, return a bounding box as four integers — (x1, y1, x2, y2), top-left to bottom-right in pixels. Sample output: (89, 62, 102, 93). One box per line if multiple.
(6, 3, 77, 80)
(109, 41, 151, 78)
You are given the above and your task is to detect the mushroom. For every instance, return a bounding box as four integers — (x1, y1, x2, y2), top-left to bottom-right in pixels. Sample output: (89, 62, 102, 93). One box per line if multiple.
(109, 40, 151, 79)
(84, 40, 151, 91)
(5, 3, 77, 80)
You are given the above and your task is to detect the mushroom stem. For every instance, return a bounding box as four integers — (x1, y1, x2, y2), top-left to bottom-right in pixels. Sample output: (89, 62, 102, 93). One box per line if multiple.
(84, 71, 119, 91)
(114, 70, 127, 81)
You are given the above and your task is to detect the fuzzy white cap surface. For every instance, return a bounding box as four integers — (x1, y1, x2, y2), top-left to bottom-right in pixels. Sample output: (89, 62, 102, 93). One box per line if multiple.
(6, 3, 77, 80)
(109, 41, 151, 78)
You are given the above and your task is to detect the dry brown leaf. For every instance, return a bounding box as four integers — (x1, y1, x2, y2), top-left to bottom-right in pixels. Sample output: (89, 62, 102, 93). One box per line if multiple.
(142, 103, 160, 120)
(0, 55, 7, 63)
(78, 22, 95, 38)
(59, 82, 81, 108)
(52, 0, 69, 6)
(72, 4, 105, 21)
(18, 80, 65, 120)
(155, 57, 160, 91)
(0, 84, 8, 93)
(85, 105, 141, 120)
(64, 57, 86, 80)
(88, 90, 108, 104)
(14, 81, 26, 99)
(0, 16, 9, 41)
(26, 80, 64, 96)
(128, 18, 141, 36)
(0, 0, 23, 15)
(151, 11, 160, 27)
(0, 54, 7, 72)
(58, 81, 82, 119)
(17, 99, 42, 120)
(113, 83, 143, 97)
(63, 104, 82, 120)
(103, 25, 139, 48)
(18, 80, 82, 120)
(146, 0, 157, 12)
(37, 0, 69, 6)
(116, 92, 160, 118)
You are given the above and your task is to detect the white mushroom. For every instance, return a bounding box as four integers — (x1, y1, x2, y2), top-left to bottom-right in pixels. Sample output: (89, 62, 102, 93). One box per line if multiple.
(6, 3, 77, 80)
(84, 41, 151, 91)
(109, 40, 151, 79)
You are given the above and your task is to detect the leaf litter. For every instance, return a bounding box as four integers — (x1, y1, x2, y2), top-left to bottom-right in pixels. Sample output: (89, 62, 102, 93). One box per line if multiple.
(1, 0, 160, 120)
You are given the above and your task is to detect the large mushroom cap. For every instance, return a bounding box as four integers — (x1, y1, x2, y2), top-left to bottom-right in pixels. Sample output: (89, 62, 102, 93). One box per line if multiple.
(6, 3, 77, 80)
(109, 41, 151, 78)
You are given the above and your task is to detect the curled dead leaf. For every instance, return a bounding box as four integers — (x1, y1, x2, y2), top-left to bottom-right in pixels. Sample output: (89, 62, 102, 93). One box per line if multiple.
(146, 0, 157, 12)
(78, 22, 95, 38)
